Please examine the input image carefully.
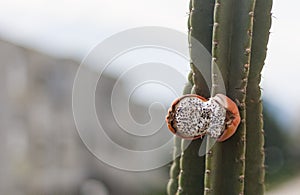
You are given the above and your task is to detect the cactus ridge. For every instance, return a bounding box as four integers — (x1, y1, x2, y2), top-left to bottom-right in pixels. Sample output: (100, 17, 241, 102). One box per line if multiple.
(244, 0, 273, 194)
(176, 1, 215, 194)
(204, 0, 257, 194)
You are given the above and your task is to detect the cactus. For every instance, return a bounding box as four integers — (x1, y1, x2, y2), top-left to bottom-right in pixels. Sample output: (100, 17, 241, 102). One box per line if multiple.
(167, 0, 272, 194)
(167, 72, 193, 195)
(204, 0, 256, 194)
(171, 0, 214, 195)
(244, 0, 272, 194)
(167, 136, 183, 195)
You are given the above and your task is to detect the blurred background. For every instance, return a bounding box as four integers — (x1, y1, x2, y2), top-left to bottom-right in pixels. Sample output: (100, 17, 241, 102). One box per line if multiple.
(0, 0, 300, 194)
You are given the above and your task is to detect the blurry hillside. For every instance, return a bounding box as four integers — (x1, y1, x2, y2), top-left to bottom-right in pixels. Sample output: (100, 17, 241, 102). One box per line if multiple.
(0, 39, 167, 195)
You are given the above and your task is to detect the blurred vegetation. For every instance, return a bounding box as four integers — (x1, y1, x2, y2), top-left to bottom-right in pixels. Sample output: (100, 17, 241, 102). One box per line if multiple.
(264, 102, 300, 189)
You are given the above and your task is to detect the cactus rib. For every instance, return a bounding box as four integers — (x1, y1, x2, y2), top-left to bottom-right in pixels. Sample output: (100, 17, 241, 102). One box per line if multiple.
(167, 73, 193, 195)
(176, 0, 214, 194)
(244, 0, 273, 194)
(204, 0, 256, 194)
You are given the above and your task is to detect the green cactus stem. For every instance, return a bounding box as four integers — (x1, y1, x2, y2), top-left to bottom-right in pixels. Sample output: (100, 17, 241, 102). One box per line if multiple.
(204, 0, 236, 193)
(204, 0, 256, 194)
(244, 0, 272, 194)
(167, 0, 272, 194)
(167, 136, 183, 195)
(176, 0, 214, 194)
(177, 139, 205, 195)
(189, 0, 214, 98)
(209, 0, 234, 95)
(167, 72, 193, 195)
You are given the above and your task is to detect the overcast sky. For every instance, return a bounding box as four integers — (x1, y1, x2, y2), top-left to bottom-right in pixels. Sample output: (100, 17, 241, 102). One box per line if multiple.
(0, 0, 299, 127)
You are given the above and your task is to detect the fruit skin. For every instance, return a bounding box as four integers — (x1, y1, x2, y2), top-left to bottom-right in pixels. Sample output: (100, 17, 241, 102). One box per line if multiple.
(166, 94, 208, 140)
(213, 94, 241, 142)
(166, 93, 241, 142)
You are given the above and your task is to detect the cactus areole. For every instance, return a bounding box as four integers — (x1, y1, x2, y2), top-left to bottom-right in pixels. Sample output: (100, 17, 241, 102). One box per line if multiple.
(166, 94, 240, 142)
